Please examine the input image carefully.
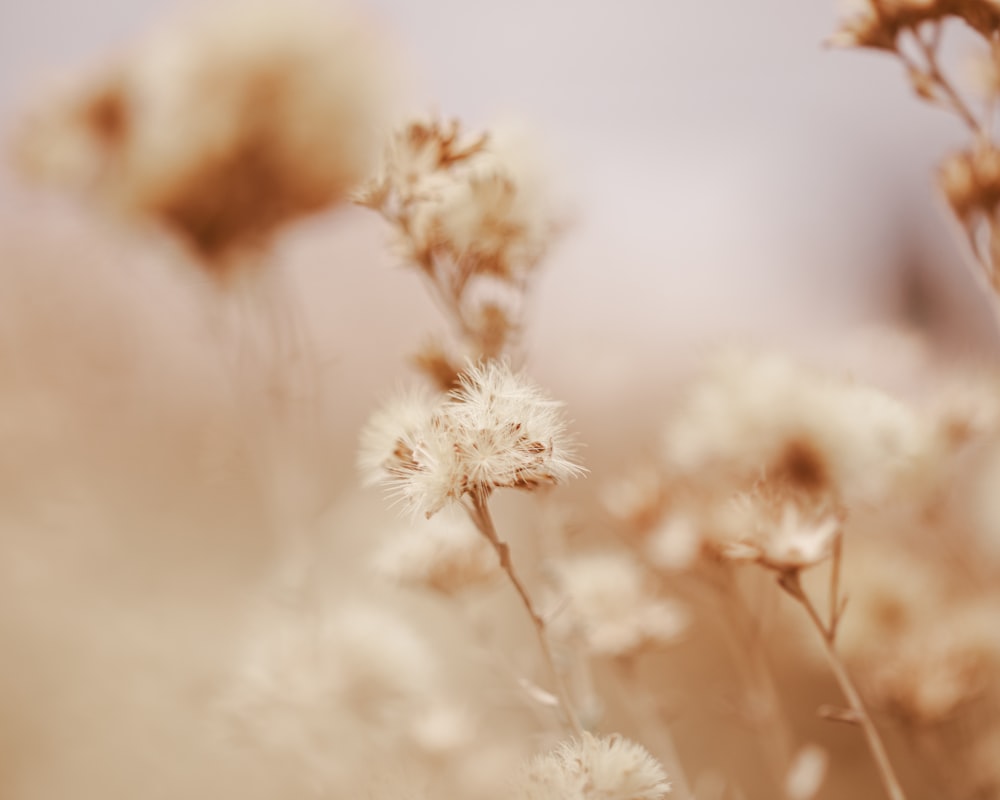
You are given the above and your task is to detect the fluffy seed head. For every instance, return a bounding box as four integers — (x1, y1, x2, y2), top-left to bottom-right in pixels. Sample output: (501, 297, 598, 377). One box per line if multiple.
(718, 490, 844, 572)
(359, 118, 560, 284)
(515, 733, 670, 800)
(360, 361, 583, 517)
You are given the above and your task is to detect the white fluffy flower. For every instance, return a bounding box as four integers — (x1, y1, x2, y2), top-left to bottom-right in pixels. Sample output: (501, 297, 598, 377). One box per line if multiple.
(516, 733, 670, 800)
(358, 388, 441, 487)
(719, 495, 842, 571)
(360, 361, 582, 517)
(446, 361, 582, 491)
(663, 350, 931, 504)
(365, 118, 559, 282)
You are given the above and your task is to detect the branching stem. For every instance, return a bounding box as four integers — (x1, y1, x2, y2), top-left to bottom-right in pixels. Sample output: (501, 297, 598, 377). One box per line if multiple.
(464, 491, 584, 736)
(907, 26, 982, 135)
(779, 571, 907, 800)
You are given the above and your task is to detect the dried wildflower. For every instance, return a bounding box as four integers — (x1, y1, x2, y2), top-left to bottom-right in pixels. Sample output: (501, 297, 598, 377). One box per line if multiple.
(362, 118, 558, 284)
(358, 117, 562, 363)
(717, 490, 843, 572)
(16, 0, 391, 267)
(371, 511, 500, 594)
(549, 551, 688, 658)
(828, 0, 902, 50)
(361, 361, 582, 517)
(358, 388, 441, 488)
(515, 733, 670, 800)
(663, 350, 929, 505)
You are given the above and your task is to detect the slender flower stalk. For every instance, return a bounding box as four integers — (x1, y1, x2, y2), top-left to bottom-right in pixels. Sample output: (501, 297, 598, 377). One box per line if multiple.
(831, 2, 1000, 332)
(778, 571, 907, 800)
(463, 490, 584, 736)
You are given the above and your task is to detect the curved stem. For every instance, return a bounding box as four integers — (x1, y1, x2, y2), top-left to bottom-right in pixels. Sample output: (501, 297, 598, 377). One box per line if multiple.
(779, 572, 907, 800)
(465, 492, 584, 736)
(910, 27, 982, 136)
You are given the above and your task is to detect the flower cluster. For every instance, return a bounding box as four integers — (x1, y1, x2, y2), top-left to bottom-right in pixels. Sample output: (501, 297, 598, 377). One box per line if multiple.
(356, 118, 562, 377)
(831, 0, 1000, 296)
(360, 361, 582, 517)
(15, 0, 391, 267)
(717, 489, 844, 573)
(358, 117, 557, 285)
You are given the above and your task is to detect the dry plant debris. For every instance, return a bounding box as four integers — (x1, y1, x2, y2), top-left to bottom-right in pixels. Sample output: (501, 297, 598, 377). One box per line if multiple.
(5, 2, 1000, 799)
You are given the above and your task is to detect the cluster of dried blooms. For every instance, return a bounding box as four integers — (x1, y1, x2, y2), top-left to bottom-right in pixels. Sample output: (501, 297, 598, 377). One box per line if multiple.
(8, 2, 1000, 799)
(600, 343, 1000, 797)
(360, 361, 582, 518)
(355, 118, 562, 387)
(14, 0, 390, 272)
(354, 108, 679, 794)
(824, 6, 1000, 791)
(832, 0, 1000, 299)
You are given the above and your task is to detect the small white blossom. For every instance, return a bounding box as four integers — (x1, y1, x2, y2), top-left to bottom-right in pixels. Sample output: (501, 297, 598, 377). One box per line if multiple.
(516, 733, 670, 800)
(358, 388, 440, 487)
(445, 361, 582, 491)
(362, 118, 560, 283)
(360, 361, 583, 517)
(719, 493, 842, 572)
